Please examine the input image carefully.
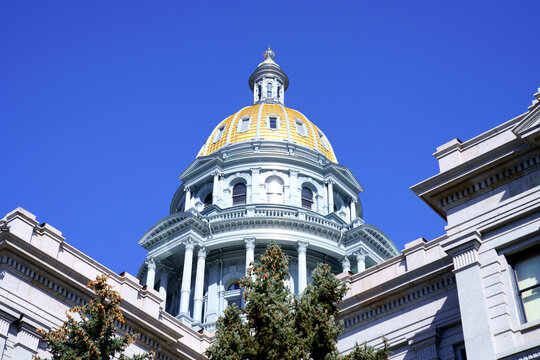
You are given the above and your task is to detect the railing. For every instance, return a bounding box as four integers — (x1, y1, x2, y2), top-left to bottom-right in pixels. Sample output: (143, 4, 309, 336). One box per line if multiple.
(205, 204, 345, 232)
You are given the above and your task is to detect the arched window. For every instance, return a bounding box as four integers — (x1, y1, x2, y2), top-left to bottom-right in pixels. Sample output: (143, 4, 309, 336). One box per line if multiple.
(204, 193, 213, 209)
(227, 282, 241, 291)
(301, 187, 314, 210)
(232, 183, 247, 205)
(266, 176, 284, 203)
(266, 82, 273, 98)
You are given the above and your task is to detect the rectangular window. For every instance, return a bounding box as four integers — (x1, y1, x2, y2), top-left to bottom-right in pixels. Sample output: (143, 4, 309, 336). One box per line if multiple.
(510, 246, 540, 323)
(238, 117, 250, 133)
(295, 119, 308, 137)
(213, 125, 225, 143)
(269, 117, 277, 130)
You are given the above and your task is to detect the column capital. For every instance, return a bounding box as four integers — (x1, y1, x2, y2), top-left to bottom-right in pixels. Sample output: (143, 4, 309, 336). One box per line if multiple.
(184, 185, 193, 192)
(145, 257, 156, 270)
(245, 238, 256, 250)
(341, 256, 351, 271)
(212, 170, 223, 177)
(183, 239, 196, 251)
(197, 246, 207, 259)
(354, 249, 367, 261)
(297, 241, 309, 254)
(442, 231, 482, 271)
(324, 179, 336, 185)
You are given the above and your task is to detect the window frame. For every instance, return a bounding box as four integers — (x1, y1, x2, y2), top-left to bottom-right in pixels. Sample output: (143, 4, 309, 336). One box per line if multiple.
(237, 116, 251, 133)
(232, 182, 247, 206)
(508, 245, 540, 323)
(295, 119, 308, 137)
(266, 114, 280, 131)
(213, 125, 226, 143)
(266, 176, 284, 204)
(301, 186, 314, 210)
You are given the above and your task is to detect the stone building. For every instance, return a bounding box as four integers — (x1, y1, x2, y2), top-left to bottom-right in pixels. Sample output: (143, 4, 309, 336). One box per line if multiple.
(0, 49, 538, 359)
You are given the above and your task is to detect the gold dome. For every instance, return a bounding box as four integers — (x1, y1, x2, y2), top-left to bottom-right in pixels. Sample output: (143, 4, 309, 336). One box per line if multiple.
(198, 104, 337, 163)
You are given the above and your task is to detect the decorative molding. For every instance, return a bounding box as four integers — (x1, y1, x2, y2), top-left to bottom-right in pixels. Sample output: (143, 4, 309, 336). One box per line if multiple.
(341, 256, 351, 272)
(244, 238, 256, 250)
(438, 153, 539, 208)
(183, 239, 196, 251)
(1, 255, 86, 306)
(197, 247, 207, 259)
(342, 276, 456, 330)
(145, 258, 156, 270)
(297, 241, 309, 254)
(15, 325, 40, 351)
(409, 328, 441, 360)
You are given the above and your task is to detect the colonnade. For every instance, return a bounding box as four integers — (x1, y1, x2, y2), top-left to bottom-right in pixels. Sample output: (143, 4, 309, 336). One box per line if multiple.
(183, 173, 359, 221)
(145, 240, 369, 323)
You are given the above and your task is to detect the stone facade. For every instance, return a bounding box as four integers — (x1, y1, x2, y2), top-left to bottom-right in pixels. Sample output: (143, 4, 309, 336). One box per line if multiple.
(0, 49, 538, 359)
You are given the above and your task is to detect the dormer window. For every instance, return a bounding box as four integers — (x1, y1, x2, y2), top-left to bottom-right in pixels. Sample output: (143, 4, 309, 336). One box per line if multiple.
(238, 117, 251, 133)
(266, 82, 273, 98)
(267, 115, 279, 130)
(318, 130, 330, 150)
(213, 125, 225, 143)
(295, 119, 308, 137)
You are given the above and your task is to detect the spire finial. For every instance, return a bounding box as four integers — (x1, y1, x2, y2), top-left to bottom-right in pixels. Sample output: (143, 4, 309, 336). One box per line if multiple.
(263, 46, 275, 61)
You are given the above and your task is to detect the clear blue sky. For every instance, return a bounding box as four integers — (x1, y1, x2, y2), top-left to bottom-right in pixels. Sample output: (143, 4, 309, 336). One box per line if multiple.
(1, 1, 538, 276)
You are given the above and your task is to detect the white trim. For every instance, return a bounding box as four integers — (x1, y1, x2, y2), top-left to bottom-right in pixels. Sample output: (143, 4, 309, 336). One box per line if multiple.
(279, 104, 291, 141)
(236, 116, 252, 134)
(226, 107, 248, 143)
(256, 104, 264, 139)
(265, 114, 281, 131)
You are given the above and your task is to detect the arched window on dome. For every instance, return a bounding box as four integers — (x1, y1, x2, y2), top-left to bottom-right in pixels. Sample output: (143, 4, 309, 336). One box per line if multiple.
(301, 187, 314, 210)
(266, 176, 284, 204)
(204, 193, 213, 209)
(232, 183, 247, 205)
(266, 82, 273, 98)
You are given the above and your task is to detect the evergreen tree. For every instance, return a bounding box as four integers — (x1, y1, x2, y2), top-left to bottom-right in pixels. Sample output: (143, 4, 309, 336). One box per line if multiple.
(36, 274, 154, 360)
(205, 242, 389, 360)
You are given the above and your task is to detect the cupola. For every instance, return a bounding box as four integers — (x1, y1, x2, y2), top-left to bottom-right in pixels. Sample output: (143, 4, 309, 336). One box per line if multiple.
(248, 47, 289, 105)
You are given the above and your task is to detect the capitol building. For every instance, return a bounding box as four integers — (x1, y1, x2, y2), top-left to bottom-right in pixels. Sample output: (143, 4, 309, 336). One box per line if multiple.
(0, 49, 539, 360)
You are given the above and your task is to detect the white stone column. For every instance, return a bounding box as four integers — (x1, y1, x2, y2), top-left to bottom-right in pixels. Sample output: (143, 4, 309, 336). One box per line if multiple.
(184, 186, 192, 211)
(205, 260, 220, 324)
(193, 247, 207, 323)
(289, 170, 299, 206)
(350, 199, 357, 220)
(212, 171, 220, 205)
(250, 168, 261, 203)
(297, 241, 309, 293)
(180, 240, 195, 315)
(327, 180, 334, 213)
(245, 238, 256, 274)
(145, 258, 156, 289)
(158, 267, 169, 309)
(444, 236, 495, 360)
(341, 256, 351, 273)
(355, 251, 366, 272)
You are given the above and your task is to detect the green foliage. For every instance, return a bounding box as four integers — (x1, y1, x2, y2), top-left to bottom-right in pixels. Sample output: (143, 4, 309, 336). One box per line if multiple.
(205, 242, 390, 360)
(36, 274, 154, 360)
